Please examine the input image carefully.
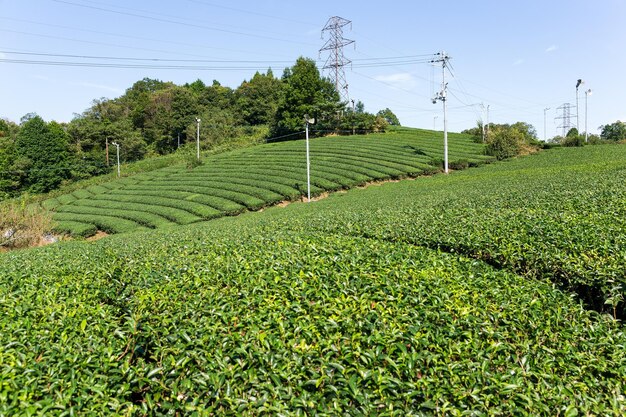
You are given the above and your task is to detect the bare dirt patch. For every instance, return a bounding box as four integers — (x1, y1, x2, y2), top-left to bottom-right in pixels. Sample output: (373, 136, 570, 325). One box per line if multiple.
(87, 231, 109, 242)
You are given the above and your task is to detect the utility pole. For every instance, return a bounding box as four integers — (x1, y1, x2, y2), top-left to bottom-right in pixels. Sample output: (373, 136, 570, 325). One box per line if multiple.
(585, 89, 592, 142)
(431, 51, 450, 174)
(177, 132, 180, 148)
(479, 103, 486, 143)
(485, 105, 490, 139)
(195, 118, 201, 160)
(105, 137, 110, 166)
(111, 142, 120, 178)
(576, 79, 583, 131)
(320, 16, 355, 103)
(544, 107, 550, 141)
(351, 99, 356, 135)
(304, 114, 315, 202)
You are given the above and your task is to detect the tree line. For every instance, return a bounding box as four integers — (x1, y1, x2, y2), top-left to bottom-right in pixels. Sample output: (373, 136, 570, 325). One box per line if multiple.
(0, 57, 400, 200)
(462, 120, 626, 160)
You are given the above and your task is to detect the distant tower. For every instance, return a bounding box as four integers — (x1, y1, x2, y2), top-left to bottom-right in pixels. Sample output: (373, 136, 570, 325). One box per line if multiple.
(555, 103, 575, 137)
(319, 16, 355, 103)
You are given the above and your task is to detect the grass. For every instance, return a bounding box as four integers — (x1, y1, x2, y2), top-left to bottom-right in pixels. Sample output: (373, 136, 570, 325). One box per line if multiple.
(1, 141, 625, 414)
(40, 129, 492, 236)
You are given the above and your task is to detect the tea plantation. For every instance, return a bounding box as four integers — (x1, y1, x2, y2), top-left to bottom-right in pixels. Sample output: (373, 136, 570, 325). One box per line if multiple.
(42, 128, 493, 236)
(2, 142, 626, 415)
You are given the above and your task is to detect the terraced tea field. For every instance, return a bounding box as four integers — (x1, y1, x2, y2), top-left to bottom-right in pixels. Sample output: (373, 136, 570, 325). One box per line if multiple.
(2, 140, 626, 415)
(42, 128, 492, 236)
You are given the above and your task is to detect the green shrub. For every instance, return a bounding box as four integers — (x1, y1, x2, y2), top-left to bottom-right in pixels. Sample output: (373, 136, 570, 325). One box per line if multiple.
(449, 158, 470, 170)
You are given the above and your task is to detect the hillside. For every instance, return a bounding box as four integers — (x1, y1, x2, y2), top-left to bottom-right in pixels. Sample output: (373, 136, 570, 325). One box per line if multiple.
(1, 143, 625, 415)
(42, 128, 492, 236)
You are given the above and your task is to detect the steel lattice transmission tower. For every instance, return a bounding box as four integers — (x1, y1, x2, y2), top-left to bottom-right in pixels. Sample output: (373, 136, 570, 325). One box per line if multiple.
(555, 103, 575, 137)
(319, 16, 355, 103)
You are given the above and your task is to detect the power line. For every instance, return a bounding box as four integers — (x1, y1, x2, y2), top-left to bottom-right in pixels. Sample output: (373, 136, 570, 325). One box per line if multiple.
(179, 0, 317, 27)
(0, 50, 434, 66)
(51, 0, 316, 46)
(0, 16, 290, 59)
(0, 29, 226, 59)
(0, 50, 296, 64)
(0, 50, 439, 71)
(0, 58, 277, 71)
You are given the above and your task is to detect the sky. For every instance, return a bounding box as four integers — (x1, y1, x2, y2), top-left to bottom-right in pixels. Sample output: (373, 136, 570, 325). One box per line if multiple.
(1, 0, 625, 137)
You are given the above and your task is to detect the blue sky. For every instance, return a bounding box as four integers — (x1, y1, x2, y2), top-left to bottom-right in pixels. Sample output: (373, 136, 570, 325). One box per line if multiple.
(1, 0, 624, 137)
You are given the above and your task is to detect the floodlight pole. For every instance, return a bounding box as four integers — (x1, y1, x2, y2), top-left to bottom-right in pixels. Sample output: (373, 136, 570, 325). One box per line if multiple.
(543, 107, 550, 142)
(585, 89, 592, 142)
(576, 79, 583, 131)
(195, 118, 201, 160)
(305, 120, 311, 202)
(111, 142, 120, 178)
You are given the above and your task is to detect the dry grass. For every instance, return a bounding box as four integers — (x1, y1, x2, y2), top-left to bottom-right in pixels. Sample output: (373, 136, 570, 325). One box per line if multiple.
(0, 202, 55, 249)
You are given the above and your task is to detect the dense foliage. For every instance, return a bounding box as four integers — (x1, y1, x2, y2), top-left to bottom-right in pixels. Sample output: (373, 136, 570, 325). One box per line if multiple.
(271, 57, 344, 138)
(376, 108, 401, 126)
(600, 120, 626, 142)
(266, 144, 626, 319)
(1, 57, 395, 200)
(1, 144, 625, 415)
(463, 122, 539, 160)
(41, 128, 492, 236)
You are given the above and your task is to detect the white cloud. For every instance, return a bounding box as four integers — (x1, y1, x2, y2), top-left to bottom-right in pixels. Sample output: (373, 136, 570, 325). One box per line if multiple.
(545, 45, 558, 53)
(374, 72, 416, 90)
(32, 75, 51, 81)
(513, 59, 525, 66)
(0, 52, 5, 59)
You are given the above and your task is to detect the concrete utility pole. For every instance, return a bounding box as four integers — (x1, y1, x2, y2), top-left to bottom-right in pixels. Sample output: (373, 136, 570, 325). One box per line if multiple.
(544, 107, 550, 141)
(479, 103, 487, 143)
(485, 104, 490, 139)
(431, 51, 450, 174)
(304, 114, 315, 202)
(111, 142, 120, 178)
(576, 79, 583, 131)
(195, 118, 201, 160)
(585, 89, 592, 142)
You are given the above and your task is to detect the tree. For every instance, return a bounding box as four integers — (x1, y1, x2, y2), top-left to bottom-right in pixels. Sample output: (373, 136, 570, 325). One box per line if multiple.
(0, 130, 17, 199)
(561, 127, 585, 147)
(144, 85, 199, 154)
(14, 115, 71, 193)
(0, 119, 11, 138)
(485, 123, 539, 160)
(600, 121, 626, 142)
(376, 108, 401, 126)
(271, 57, 342, 138)
(121, 78, 170, 129)
(340, 109, 388, 135)
(235, 70, 282, 126)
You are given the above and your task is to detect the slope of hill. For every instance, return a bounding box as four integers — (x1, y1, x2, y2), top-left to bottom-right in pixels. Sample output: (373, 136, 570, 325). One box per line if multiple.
(2, 143, 625, 415)
(42, 128, 492, 236)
